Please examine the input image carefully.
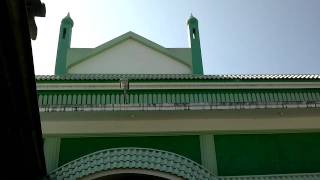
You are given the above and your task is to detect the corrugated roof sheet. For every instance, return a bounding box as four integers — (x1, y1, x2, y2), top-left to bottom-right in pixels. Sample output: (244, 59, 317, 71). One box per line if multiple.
(36, 74, 320, 81)
(38, 89, 320, 107)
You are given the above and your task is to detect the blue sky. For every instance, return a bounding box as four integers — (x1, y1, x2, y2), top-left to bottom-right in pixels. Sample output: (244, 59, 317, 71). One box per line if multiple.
(32, 0, 320, 75)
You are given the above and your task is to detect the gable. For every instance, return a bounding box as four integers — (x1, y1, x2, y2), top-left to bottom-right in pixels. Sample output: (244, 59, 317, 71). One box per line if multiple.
(68, 39, 191, 74)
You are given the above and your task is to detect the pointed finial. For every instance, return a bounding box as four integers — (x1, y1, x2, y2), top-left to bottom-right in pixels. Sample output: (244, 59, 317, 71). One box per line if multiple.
(62, 12, 74, 27)
(187, 13, 198, 24)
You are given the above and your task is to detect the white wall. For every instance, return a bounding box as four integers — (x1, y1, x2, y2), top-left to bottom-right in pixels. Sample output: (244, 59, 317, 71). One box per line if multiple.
(68, 39, 191, 74)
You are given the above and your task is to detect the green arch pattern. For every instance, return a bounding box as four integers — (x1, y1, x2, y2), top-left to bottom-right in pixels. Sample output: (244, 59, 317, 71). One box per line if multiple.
(49, 147, 216, 180)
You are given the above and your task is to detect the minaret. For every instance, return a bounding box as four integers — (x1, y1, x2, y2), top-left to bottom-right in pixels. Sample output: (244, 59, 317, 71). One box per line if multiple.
(55, 13, 74, 75)
(187, 14, 204, 74)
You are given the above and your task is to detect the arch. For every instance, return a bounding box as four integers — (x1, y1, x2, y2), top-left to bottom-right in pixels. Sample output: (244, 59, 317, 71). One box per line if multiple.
(80, 168, 182, 180)
(49, 147, 216, 180)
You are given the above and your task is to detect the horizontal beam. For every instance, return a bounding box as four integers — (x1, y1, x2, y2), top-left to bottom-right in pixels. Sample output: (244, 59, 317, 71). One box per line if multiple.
(41, 108, 320, 136)
(39, 103, 320, 112)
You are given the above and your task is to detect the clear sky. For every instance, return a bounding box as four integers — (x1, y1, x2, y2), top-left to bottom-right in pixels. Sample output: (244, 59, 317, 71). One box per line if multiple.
(32, 0, 320, 75)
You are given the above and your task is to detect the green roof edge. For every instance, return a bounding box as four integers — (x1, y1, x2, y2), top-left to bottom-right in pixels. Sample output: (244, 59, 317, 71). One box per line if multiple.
(49, 147, 215, 179)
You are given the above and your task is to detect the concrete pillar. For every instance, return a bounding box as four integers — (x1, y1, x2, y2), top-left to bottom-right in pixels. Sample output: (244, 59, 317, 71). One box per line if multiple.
(200, 134, 218, 175)
(44, 137, 61, 173)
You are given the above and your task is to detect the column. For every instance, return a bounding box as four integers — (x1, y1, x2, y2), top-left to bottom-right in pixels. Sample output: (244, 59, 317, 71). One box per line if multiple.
(44, 137, 61, 172)
(200, 134, 218, 175)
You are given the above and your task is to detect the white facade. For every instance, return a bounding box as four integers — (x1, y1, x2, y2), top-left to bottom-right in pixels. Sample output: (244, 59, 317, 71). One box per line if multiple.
(68, 39, 191, 74)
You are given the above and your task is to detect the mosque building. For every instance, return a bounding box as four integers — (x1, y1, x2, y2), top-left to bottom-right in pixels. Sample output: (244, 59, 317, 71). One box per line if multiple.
(38, 13, 320, 179)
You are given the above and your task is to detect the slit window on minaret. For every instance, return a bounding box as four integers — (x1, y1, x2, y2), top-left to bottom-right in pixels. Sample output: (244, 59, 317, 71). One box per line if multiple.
(192, 28, 196, 39)
(62, 28, 66, 39)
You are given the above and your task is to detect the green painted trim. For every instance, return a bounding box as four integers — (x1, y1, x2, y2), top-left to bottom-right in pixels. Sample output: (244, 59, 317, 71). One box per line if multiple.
(49, 147, 215, 179)
(67, 31, 191, 71)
